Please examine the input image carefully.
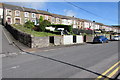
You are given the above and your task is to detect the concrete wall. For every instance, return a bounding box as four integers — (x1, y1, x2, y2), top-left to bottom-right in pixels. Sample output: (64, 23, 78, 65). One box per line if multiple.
(76, 35, 83, 43)
(54, 35, 84, 45)
(63, 35, 73, 45)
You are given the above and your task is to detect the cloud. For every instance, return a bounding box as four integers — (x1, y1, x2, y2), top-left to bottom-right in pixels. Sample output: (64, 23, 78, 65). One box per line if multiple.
(29, 2, 46, 9)
(64, 9, 77, 17)
(5, 2, 47, 10)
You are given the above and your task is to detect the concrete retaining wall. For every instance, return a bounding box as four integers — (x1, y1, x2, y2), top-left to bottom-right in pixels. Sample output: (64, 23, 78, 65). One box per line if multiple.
(63, 35, 73, 45)
(76, 35, 83, 43)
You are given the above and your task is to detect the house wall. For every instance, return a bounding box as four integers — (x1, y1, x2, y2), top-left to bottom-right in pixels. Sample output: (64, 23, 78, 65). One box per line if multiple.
(2, 3, 118, 32)
(84, 22, 89, 28)
(0, 8, 3, 19)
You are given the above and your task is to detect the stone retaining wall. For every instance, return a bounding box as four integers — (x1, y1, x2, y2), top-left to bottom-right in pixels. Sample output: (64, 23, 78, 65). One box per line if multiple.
(5, 24, 84, 48)
(86, 35, 94, 42)
(54, 36, 63, 46)
(5, 24, 32, 47)
(31, 37, 49, 48)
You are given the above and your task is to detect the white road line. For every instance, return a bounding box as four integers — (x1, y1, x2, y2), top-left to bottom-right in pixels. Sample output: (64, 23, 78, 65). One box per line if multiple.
(11, 66, 20, 69)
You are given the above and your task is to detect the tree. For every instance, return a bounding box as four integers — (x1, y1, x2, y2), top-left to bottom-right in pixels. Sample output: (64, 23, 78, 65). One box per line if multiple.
(39, 16, 44, 23)
(67, 25, 73, 33)
(24, 20, 34, 29)
(39, 16, 51, 32)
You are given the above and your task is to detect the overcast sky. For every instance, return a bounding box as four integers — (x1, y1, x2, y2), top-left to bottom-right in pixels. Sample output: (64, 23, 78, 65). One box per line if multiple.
(5, 2, 118, 25)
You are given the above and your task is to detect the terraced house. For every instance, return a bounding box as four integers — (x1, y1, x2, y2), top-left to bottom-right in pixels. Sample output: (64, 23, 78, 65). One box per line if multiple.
(0, 3, 119, 33)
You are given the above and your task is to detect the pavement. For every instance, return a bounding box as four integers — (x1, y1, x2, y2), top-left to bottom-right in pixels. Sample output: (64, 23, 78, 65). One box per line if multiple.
(1, 25, 29, 57)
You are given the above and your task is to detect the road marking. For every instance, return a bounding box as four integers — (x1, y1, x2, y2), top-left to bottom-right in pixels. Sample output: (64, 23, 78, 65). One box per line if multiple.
(95, 61, 120, 80)
(104, 66, 120, 80)
(11, 66, 20, 69)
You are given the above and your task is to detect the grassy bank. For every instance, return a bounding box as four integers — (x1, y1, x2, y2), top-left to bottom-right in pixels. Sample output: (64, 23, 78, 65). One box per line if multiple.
(12, 24, 57, 37)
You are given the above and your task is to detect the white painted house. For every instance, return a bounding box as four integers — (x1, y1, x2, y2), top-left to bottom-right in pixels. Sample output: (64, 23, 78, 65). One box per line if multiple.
(0, 3, 3, 19)
(72, 20, 77, 28)
(84, 21, 90, 29)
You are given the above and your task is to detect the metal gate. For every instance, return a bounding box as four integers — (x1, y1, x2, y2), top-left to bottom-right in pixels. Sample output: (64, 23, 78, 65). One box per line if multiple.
(49, 36, 54, 44)
(84, 35, 86, 42)
(73, 36, 76, 43)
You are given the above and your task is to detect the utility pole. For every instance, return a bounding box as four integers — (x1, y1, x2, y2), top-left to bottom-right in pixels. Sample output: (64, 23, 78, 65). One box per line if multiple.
(93, 21, 95, 37)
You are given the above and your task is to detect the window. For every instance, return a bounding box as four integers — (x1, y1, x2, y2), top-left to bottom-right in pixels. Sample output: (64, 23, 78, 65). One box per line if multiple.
(32, 13, 36, 18)
(56, 18, 59, 23)
(15, 18, 20, 24)
(45, 15, 49, 20)
(15, 10, 20, 16)
(52, 17, 55, 22)
(24, 12, 29, 17)
(7, 17, 12, 24)
(6, 9, 12, 16)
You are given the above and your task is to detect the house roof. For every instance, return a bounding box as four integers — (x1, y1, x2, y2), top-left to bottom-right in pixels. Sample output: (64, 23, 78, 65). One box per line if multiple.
(50, 13, 72, 19)
(37, 10, 51, 15)
(95, 22, 104, 25)
(3, 3, 23, 11)
(112, 25, 120, 28)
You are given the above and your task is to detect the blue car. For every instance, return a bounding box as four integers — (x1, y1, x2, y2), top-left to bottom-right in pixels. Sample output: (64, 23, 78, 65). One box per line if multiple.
(93, 36, 109, 43)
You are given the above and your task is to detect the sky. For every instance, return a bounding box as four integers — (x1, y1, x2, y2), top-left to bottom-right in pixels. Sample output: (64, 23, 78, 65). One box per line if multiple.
(5, 2, 118, 25)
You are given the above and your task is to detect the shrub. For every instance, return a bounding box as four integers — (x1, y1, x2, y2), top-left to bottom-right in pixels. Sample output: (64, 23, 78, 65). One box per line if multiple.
(24, 20, 34, 29)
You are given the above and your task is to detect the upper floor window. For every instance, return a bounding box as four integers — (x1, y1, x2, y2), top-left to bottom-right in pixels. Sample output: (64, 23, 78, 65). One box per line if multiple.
(45, 15, 49, 20)
(52, 17, 55, 22)
(15, 10, 20, 16)
(56, 18, 60, 23)
(6, 9, 12, 16)
(32, 13, 36, 18)
(24, 12, 29, 17)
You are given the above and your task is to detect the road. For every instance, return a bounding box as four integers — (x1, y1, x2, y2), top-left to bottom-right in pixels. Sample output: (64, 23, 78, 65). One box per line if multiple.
(2, 40, 119, 79)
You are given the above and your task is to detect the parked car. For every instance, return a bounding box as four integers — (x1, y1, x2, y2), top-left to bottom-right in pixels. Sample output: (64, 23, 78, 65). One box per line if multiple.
(112, 36, 120, 41)
(93, 36, 108, 43)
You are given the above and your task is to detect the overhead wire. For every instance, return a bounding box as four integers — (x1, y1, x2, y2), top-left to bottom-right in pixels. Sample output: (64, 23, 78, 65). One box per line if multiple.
(64, 0, 116, 24)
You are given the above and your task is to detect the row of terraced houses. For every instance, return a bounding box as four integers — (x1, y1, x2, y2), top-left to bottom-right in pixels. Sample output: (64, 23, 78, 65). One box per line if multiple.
(0, 3, 119, 33)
